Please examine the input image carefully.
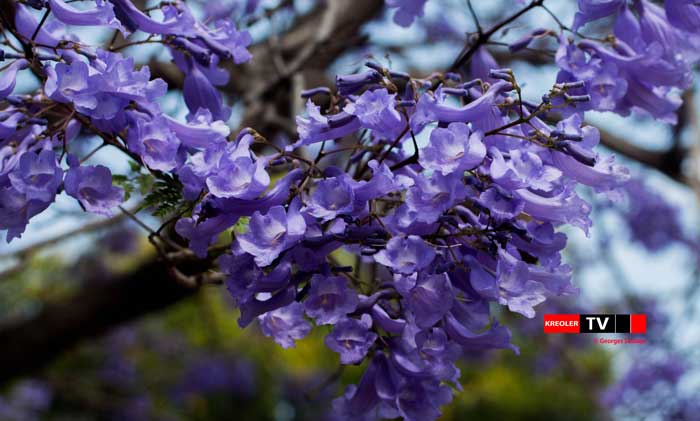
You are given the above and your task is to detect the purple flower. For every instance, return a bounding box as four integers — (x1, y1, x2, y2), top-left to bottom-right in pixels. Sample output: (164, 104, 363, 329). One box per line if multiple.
(64, 163, 124, 216)
(0, 59, 29, 100)
(392, 327, 460, 386)
(49, 0, 124, 32)
(444, 301, 519, 354)
(554, 36, 626, 114)
(336, 70, 382, 96)
(1, 5, 673, 417)
(1, 150, 62, 241)
(219, 253, 263, 303)
(470, 47, 498, 81)
(396, 273, 453, 328)
(374, 235, 435, 274)
(45, 51, 167, 121)
(258, 301, 311, 348)
(206, 19, 253, 64)
(294, 100, 361, 148)
(182, 64, 231, 121)
(8, 150, 62, 203)
(635, 1, 699, 64)
(411, 81, 512, 132)
(306, 174, 356, 221)
(405, 172, 467, 223)
(109, 0, 252, 65)
(371, 304, 407, 334)
(552, 150, 629, 192)
(0, 186, 50, 242)
(395, 380, 452, 421)
(558, 10, 693, 123)
(127, 115, 181, 171)
(175, 169, 303, 258)
(44, 60, 91, 104)
(109, 0, 195, 34)
(344, 88, 405, 139)
(489, 147, 562, 192)
(420, 123, 485, 175)
(305, 163, 408, 222)
(205, 135, 270, 199)
(516, 187, 592, 234)
(325, 315, 377, 364)
(304, 275, 359, 325)
(496, 252, 547, 318)
(573, 0, 624, 30)
(237, 200, 306, 266)
(91, 50, 167, 106)
(207, 155, 269, 199)
(164, 109, 230, 149)
(238, 286, 296, 328)
(623, 179, 685, 251)
(386, 0, 428, 27)
(331, 354, 385, 418)
(666, 0, 700, 33)
(14, 4, 64, 49)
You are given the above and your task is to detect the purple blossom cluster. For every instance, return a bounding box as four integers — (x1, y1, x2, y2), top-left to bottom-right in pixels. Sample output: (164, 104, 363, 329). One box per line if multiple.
(208, 66, 629, 419)
(622, 178, 686, 251)
(557, 0, 700, 123)
(1, 1, 251, 240)
(0, 1, 696, 419)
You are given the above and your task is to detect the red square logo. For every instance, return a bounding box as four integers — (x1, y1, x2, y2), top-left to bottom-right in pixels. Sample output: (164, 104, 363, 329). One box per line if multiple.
(630, 314, 647, 334)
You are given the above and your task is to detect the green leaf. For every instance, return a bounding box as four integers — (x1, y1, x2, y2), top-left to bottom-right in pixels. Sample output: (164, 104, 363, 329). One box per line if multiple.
(112, 174, 135, 201)
(143, 174, 186, 217)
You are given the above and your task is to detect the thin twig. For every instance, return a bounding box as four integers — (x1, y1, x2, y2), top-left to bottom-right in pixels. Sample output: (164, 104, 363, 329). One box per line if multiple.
(450, 0, 544, 72)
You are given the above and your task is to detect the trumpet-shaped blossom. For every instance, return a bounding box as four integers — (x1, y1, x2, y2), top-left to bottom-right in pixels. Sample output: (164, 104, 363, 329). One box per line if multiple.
(420, 123, 485, 175)
(374, 235, 436, 275)
(325, 315, 377, 364)
(8, 150, 63, 203)
(396, 273, 454, 328)
(49, 0, 123, 31)
(237, 201, 306, 266)
(126, 116, 181, 171)
(304, 275, 359, 325)
(64, 161, 124, 216)
(258, 301, 311, 348)
(344, 88, 405, 139)
(386, 0, 428, 27)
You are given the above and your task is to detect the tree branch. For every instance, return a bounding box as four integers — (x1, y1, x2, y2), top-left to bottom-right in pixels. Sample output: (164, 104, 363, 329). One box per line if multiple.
(151, 0, 382, 136)
(450, 0, 544, 72)
(598, 128, 686, 182)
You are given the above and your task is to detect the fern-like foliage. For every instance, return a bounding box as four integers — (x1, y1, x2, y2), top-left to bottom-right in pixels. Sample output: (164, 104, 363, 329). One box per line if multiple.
(143, 174, 187, 217)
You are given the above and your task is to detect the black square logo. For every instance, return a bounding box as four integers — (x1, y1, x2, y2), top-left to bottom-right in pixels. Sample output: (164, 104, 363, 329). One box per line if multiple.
(580, 314, 615, 333)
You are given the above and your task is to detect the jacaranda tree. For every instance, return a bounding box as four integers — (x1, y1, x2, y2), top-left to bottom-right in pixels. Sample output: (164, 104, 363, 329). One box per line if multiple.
(1, 1, 698, 419)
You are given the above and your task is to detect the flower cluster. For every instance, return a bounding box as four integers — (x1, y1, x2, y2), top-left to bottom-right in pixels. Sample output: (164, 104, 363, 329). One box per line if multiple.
(201, 63, 630, 418)
(1, 1, 251, 240)
(0, 1, 696, 420)
(557, 0, 700, 123)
